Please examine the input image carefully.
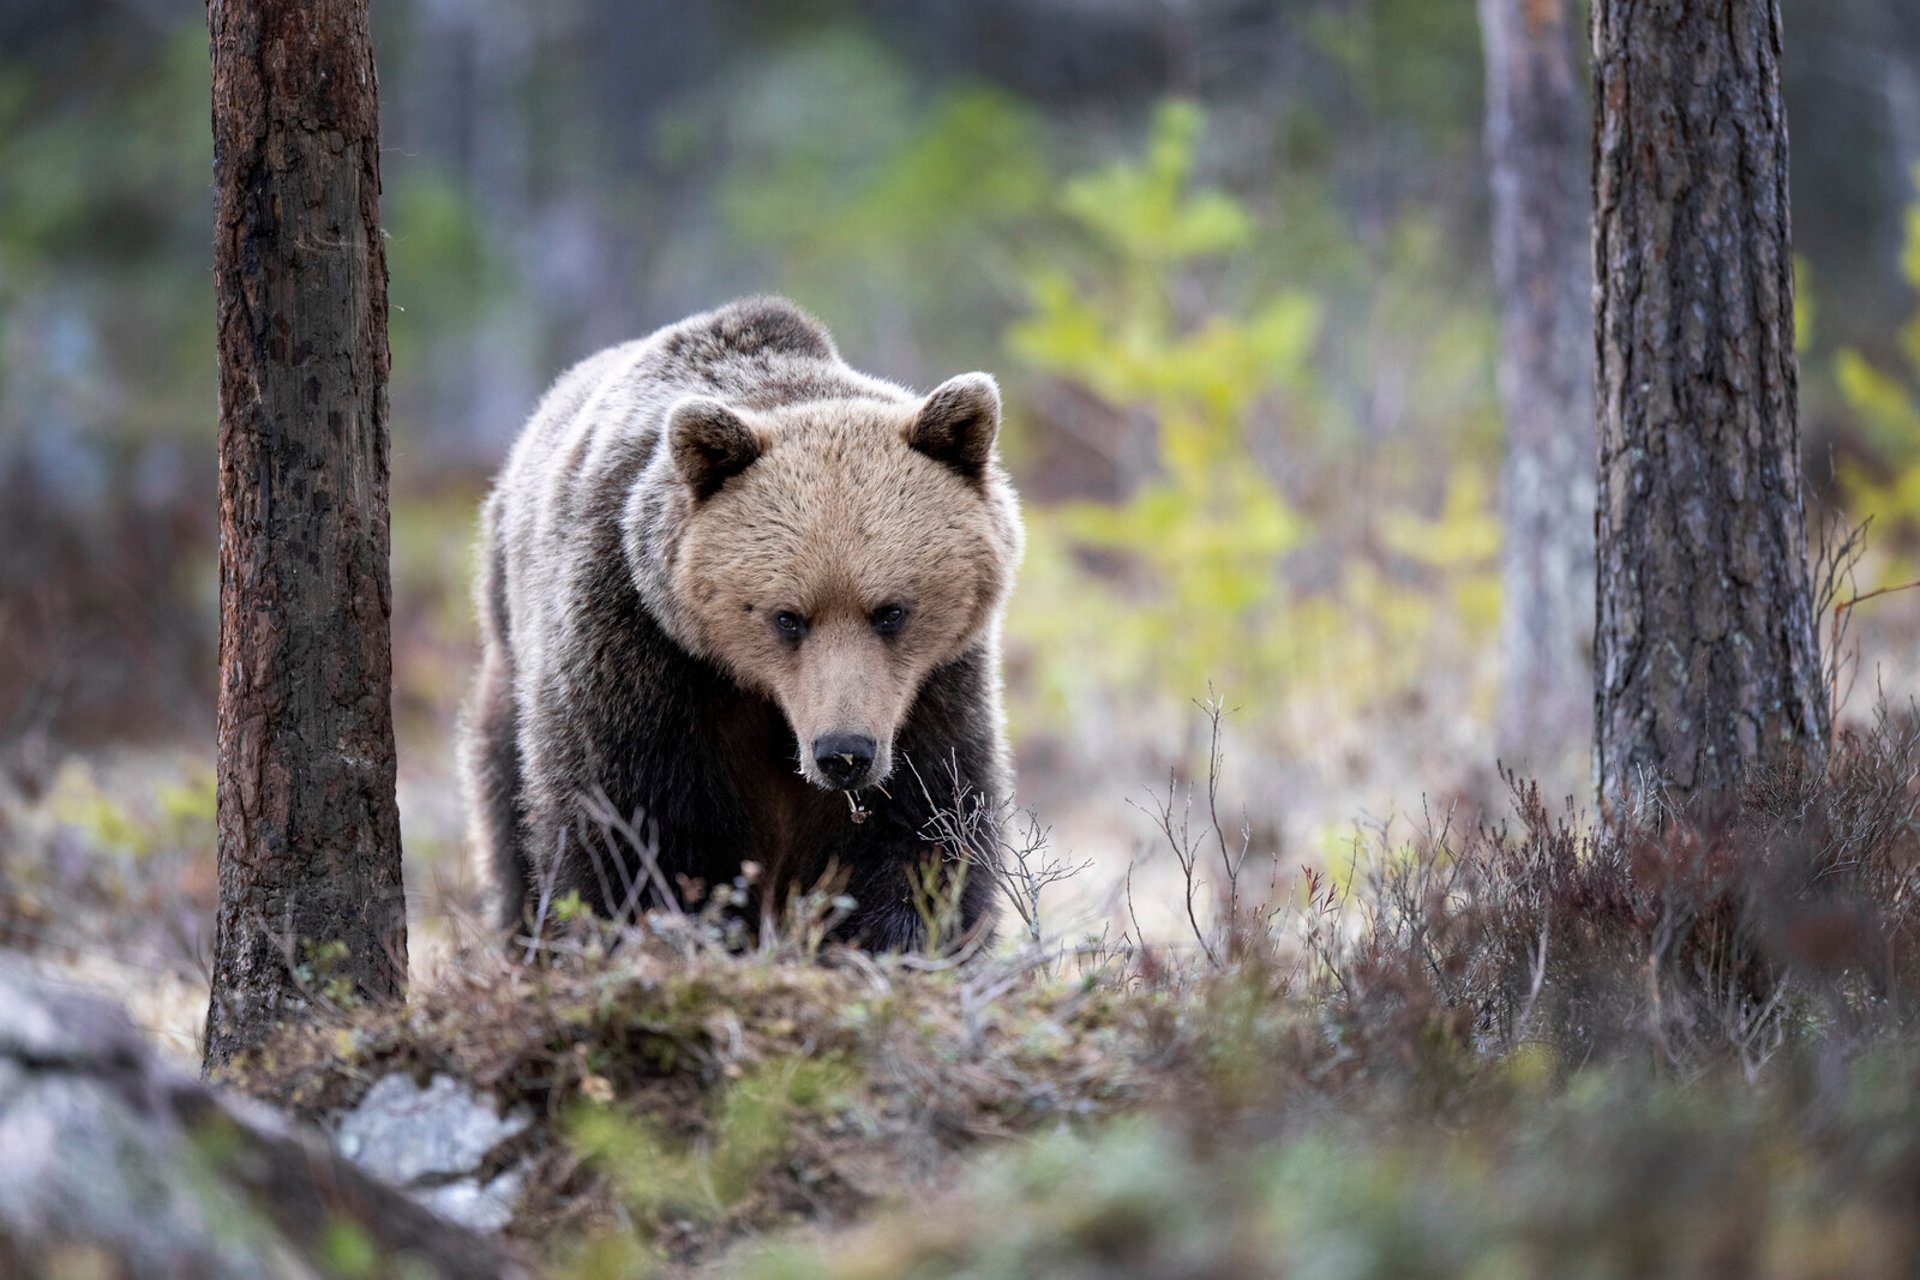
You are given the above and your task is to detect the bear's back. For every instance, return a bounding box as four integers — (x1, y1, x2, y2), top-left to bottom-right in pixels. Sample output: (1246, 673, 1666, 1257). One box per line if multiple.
(500, 299, 843, 509)
(513, 298, 894, 468)
(489, 298, 912, 643)
(655, 295, 838, 371)
(643, 296, 912, 414)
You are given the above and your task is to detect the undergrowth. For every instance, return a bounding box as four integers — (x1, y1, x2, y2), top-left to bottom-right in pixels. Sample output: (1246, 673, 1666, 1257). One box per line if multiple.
(244, 704, 1920, 1277)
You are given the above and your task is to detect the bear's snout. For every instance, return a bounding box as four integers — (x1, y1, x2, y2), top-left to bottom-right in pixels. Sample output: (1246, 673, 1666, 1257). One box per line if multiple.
(811, 731, 878, 789)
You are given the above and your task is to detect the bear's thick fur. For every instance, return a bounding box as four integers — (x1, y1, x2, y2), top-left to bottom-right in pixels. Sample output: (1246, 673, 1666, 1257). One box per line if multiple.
(462, 297, 1022, 949)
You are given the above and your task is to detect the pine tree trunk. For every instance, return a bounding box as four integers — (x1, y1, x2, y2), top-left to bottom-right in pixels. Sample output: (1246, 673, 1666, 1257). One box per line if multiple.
(204, 0, 405, 1072)
(1478, 0, 1596, 785)
(1591, 0, 1828, 815)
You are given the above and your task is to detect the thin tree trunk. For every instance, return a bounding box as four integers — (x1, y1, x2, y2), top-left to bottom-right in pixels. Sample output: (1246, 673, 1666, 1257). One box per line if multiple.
(204, 0, 405, 1072)
(1478, 0, 1596, 785)
(1591, 0, 1828, 815)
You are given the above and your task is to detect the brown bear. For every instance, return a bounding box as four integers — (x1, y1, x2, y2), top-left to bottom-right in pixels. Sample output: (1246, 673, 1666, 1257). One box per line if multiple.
(461, 297, 1022, 950)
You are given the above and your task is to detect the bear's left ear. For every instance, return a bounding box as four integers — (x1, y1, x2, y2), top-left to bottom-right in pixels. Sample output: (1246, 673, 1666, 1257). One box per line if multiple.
(906, 373, 1001, 482)
(668, 395, 764, 501)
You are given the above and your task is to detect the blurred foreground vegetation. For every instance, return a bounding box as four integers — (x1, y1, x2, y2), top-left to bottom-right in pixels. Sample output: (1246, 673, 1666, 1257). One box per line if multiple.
(239, 707, 1920, 1277)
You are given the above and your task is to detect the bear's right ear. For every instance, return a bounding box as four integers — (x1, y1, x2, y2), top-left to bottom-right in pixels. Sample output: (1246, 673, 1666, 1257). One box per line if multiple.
(668, 396, 764, 501)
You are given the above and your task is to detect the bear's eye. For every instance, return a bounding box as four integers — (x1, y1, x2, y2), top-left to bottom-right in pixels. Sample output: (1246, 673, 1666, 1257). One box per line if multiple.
(870, 603, 907, 637)
(773, 610, 808, 643)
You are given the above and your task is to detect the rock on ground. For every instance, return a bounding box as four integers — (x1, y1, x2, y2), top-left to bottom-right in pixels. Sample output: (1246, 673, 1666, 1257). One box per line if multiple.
(335, 1072, 534, 1233)
(0, 955, 526, 1279)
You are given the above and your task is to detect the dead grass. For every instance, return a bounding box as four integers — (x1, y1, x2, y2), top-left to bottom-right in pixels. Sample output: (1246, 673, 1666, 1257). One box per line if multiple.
(245, 909, 1169, 1270)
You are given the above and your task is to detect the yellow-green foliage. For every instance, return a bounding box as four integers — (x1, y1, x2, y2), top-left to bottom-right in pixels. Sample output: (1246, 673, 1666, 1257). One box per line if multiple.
(318, 1217, 381, 1280)
(711, 28, 1046, 361)
(46, 757, 214, 860)
(1835, 172, 1920, 583)
(384, 168, 498, 368)
(295, 939, 361, 1010)
(569, 1055, 853, 1228)
(1004, 103, 1499, 737)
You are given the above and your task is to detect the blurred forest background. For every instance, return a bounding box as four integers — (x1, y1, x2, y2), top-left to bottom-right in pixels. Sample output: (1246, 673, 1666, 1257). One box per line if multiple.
(5, 0, 1920, 1055)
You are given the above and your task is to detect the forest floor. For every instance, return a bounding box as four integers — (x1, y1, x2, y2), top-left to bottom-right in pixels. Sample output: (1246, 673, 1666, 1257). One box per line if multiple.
(6, 493, 1920, 1274)
(219, 706, 1920, 1278)
(9, 706, 1920, 1275)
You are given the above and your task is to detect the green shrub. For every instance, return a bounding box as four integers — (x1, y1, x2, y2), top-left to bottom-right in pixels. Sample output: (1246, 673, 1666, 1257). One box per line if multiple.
(1835, 170, 1920, 583)
(1002, 103, 1500, 749)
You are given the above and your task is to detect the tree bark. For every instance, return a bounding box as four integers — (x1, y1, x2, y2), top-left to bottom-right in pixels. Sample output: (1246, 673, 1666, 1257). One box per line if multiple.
(1591, 0, 1828, 815)
(205, 0, 405, 1072)
(1478, 0, 1596, 784)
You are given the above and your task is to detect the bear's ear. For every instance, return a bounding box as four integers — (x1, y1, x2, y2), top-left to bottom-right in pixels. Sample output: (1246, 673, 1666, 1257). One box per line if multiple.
(906, 373, 1001, 482)
(668, 396, 764, 501)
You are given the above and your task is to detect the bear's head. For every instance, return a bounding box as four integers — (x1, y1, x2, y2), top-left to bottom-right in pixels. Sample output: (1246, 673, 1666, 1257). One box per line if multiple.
(648, 374, 1021, 792)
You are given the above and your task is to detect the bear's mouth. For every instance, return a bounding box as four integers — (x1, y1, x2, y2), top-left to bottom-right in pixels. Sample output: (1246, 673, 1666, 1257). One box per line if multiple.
(839, 782, 894, 824)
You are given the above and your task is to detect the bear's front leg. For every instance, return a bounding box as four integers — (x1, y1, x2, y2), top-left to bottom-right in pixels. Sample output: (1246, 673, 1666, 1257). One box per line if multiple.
(510, 704, 638, 928)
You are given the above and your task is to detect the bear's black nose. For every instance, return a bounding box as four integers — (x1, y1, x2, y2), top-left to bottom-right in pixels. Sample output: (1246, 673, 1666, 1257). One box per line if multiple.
(813, 732, 877, 788)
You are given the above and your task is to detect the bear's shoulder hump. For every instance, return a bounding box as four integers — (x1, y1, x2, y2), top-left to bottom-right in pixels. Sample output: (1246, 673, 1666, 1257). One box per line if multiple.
(700, 296, 838, 363)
